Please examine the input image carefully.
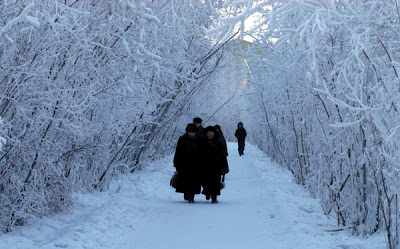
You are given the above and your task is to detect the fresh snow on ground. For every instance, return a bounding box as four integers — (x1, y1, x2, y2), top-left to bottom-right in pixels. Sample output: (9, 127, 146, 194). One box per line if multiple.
(1, 143, 386, 249)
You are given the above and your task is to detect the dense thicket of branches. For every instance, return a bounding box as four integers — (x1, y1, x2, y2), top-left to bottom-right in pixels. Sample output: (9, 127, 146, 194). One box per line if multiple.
(0, 0, 226, 232)
(209, 1, 400, 248)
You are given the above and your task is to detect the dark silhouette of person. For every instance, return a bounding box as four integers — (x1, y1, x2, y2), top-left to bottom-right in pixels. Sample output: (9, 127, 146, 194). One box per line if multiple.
(201, 126, 225, 203)
(235, 122, 247, 156)
(193, 117, 206, 138)
(214, 125, 229, 174)
(173, 123, 202, 203)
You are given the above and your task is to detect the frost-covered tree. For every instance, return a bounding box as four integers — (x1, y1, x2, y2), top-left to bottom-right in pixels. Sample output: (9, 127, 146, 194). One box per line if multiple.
(208, 1, 400, 248)
(0, 0, 224, 233)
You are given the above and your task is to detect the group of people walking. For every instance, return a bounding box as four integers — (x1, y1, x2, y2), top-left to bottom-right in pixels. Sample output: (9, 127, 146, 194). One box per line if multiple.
(172, 117, 246, 204)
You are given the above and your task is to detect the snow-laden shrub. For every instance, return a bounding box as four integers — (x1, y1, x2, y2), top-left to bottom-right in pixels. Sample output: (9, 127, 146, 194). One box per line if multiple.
(207, 1, 400, 248)
(0, 0, 221, 233)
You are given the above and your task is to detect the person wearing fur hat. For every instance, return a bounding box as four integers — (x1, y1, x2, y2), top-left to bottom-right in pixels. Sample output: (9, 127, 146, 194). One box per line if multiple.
(173, 123, 202, 203)
(235, 122, 247, 156)
(193, 117, 206, 138)
(201, 126, 226, 203)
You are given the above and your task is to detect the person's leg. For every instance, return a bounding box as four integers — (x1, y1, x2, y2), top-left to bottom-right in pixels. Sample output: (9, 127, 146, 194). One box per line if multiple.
(202, 182, 210, 199)
(238, 141, 244, 155)
(211, 174, 220, 203)
(188, 194, 195, 203)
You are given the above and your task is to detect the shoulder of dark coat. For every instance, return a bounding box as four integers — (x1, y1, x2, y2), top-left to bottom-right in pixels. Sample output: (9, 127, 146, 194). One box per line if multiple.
(178, 134, 190, 143)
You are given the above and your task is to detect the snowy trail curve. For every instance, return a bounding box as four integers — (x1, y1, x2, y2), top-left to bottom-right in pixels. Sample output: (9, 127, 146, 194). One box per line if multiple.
(1, 143, 385, 249)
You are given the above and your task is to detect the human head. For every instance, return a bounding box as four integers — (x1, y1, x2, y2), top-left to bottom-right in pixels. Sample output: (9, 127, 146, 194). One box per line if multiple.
(205, 126, 216, 140)
(193, 117, 202, 128)
(238, 122, 243, 128)
(214, 125, 223, 136)
(185, 123, 197, 138)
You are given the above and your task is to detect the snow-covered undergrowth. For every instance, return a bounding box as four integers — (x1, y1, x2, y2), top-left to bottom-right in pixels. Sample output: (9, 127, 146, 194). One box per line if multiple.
(0, 143, 385, 249)
(0, 1, 223, 232)
(206, 2, 400, 247)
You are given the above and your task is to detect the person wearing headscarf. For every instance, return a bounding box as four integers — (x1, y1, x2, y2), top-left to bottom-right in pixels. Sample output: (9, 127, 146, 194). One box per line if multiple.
(201, 126, 226, 203)
(173, 123, 202, 203)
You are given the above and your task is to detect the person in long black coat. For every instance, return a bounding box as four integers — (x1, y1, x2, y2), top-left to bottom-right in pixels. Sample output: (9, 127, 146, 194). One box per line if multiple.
(235, 122, 247, 156)
(201, 126, 226, 203)
(173, 123, 202, 203)
(214, 125, 229, 175)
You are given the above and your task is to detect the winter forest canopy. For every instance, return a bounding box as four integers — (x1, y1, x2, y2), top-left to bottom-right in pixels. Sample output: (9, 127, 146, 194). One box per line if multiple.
(1, 0, 400, 248)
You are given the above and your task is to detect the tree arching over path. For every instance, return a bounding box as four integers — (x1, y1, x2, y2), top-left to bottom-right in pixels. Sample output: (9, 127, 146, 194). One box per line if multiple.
(0, 0, 230, 233)
(206, 1, 400, 248)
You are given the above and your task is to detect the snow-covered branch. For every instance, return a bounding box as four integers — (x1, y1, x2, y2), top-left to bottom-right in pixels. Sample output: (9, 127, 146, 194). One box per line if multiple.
(0, 117, 6, 152)
(0, 3, 39, 42)
(206, 0, 270, 41)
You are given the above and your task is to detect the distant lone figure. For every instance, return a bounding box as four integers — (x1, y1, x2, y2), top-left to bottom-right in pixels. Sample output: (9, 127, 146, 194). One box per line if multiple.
(235, 122, 247, 156)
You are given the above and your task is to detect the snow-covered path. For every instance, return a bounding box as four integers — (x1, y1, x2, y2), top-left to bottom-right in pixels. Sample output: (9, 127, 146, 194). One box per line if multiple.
(1, 143, 385, 249)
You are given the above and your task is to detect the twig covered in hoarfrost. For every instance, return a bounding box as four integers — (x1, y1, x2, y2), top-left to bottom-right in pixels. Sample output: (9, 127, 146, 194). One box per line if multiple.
(127, 2, 161, 24)
(0, 117, 6, 152)
(206, 0, 270, 41)
(0, 3, 39, 42)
